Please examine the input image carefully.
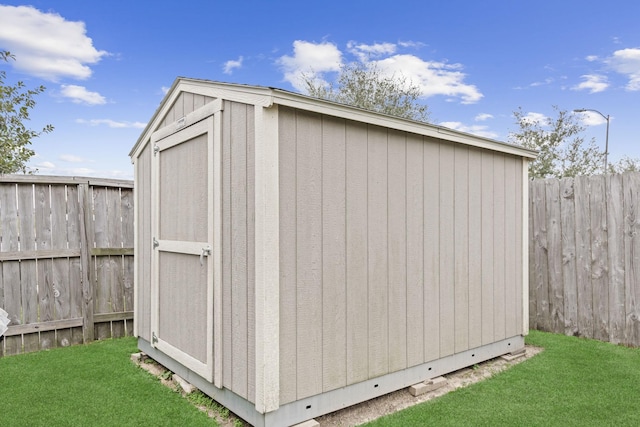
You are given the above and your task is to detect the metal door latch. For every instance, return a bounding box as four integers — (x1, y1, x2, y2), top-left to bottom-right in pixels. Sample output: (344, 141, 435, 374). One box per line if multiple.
(200, 245, 211, 266)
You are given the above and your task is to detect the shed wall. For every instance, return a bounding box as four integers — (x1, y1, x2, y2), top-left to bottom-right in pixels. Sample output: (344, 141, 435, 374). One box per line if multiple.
(160, 92, 216, 128)
(278, 106, 524, 405)
(134, 96, 256, 403)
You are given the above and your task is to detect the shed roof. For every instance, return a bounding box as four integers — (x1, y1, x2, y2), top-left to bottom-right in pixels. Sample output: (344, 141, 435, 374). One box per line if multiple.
(130, 77, 537, 159)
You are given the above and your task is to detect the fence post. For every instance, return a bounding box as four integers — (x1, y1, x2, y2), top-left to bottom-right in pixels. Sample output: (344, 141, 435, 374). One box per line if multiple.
(78, 182, 95, 343)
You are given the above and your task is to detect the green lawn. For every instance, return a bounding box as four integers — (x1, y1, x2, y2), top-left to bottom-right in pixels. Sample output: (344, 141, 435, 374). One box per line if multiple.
(2, 332, 639, 427)
(365, 330, 640, 427)
(0, 337, 217, 427)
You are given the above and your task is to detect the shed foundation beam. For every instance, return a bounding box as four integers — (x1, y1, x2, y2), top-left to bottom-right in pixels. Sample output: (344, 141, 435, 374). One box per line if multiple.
(409, 376, 448, 396)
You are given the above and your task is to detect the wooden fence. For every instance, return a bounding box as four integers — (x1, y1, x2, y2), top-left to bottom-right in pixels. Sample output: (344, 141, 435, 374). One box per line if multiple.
(529, 171, 640, 346)
(0, 175, 134, 357)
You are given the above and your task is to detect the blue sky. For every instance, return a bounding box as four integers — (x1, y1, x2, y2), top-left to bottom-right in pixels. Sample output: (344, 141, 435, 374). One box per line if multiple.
(0, 1, 638, 179)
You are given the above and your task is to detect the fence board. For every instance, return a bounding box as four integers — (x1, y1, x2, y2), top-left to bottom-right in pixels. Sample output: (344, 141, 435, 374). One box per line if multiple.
(531, 179, 549, 331)
(607, 174, 625, 344)
(545, 179, 564, 333)
(559, 178, 578, 336)
(590, 175, 609, 341)
(623, 173, 640, 344)
(573, 175, 594, 339)
(530, 171, 640, 347)
(0, 176, 133, 357)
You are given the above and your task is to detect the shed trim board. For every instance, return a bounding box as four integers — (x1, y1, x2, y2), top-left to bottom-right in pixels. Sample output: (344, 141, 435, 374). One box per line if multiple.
(131, 78, 537, 161)
(253, 104, 281, 413)
(522, 157, 530, 335)
(132, 77, 534, 426)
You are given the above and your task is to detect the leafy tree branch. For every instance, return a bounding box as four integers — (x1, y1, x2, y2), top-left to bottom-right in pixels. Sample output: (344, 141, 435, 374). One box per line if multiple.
(0, 50, 53, 174)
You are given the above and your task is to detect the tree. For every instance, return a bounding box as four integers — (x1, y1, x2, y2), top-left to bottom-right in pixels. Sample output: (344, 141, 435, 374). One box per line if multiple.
(509, 106, 605, 179)
(0, 51, 53, 174)
(609, 155, 640, 174)
(301, 62, 430, 122)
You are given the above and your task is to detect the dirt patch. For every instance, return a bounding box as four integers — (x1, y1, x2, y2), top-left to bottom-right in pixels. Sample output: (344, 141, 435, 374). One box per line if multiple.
(317, 346, 543, 426)
(132, 346, 543, 426)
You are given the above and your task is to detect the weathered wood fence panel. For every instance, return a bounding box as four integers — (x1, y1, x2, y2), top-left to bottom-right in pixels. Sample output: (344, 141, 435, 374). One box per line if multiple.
(0, 175, 134, 357)
(529, 171, 640, 347)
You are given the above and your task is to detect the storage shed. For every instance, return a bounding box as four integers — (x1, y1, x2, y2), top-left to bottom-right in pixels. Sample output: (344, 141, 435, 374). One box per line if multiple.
(130, 78, 537, 426)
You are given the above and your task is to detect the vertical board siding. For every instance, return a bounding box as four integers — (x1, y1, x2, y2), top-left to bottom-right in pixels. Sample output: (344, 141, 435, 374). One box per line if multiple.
(467, 149, 483, 349)
(321, 115, 347, 392)
(230, 101, 249, 400)
(493, 154, 507, 341)
(453, 145, 469, 353)
(160, 93, 216, 128)
(438, 143, 455, 358)
(387, 130, 407, 373)
(136, 144, 152, 341)
(529, 171, 640, 347)
(423, 140, 441, 362)
(367, 125, 389, 378)
(345, 121, 369, 386)
(278, 106, 525, 402)
(296, 110, 324, 399)
(481, 153, 495, 345)
(504, 158, 519, 338)
(218, 101, 256, 402)
(0, 177, 133, 357)
(278, 106, 298, 404)
(405, 134, 424, 367)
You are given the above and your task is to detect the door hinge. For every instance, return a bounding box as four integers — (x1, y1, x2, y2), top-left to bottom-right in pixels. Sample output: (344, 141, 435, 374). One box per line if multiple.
(153, 237, 159, 249)
(153, 144, 159, 156)
(152, 332, 158, 345)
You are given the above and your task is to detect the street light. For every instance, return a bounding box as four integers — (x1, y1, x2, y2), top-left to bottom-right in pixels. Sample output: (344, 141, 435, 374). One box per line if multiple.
(573, 108, 610, 173)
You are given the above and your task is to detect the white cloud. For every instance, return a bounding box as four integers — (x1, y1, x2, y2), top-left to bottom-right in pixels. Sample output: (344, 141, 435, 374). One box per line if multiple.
(59, 154, 90, 163)
(606, 48, 640, 91)
(277, 40, 343, 91)
(0, 5, 107, 81)
(161, 86, 170, 95)
(60, 85, 106, 105)
(475, 113, 493, 121)
(439, 121, 498, 139)
(586, 55, 599, 62)
(573, 110, 609, 126)
(398, 40, 425, 49)
(278, 39, 482, 104)
(571, 74, 609, 93)
(530, 77, 554, 87)
(372, 54, 483, 104)
(347, 41, 397, 61)
(35, 161, 56, 169)
(76, 118, 147, 128)
(223, 56, 243, 74)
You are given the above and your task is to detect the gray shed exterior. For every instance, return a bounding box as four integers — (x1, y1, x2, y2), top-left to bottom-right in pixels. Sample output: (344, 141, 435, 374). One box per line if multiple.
(130, 78, 537, 426)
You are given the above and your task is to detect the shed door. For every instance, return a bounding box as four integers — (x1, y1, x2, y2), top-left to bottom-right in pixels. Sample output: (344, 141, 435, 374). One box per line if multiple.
(150, 108, 221, 383)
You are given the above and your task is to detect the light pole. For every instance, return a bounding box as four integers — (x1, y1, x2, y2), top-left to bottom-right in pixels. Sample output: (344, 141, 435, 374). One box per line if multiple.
(573, 108, 610, 173)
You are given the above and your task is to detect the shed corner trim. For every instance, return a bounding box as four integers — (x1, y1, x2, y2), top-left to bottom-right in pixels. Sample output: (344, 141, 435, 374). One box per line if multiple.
(254, 104, 280, 413)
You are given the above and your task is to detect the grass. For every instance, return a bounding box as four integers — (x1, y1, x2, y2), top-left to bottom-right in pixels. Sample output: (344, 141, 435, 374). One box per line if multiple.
(365, 330, 640, 427)
(0, 337, 217, 427)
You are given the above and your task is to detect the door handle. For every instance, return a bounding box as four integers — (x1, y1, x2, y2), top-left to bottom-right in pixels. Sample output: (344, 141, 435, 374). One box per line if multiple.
(200, 245, 211, 266)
